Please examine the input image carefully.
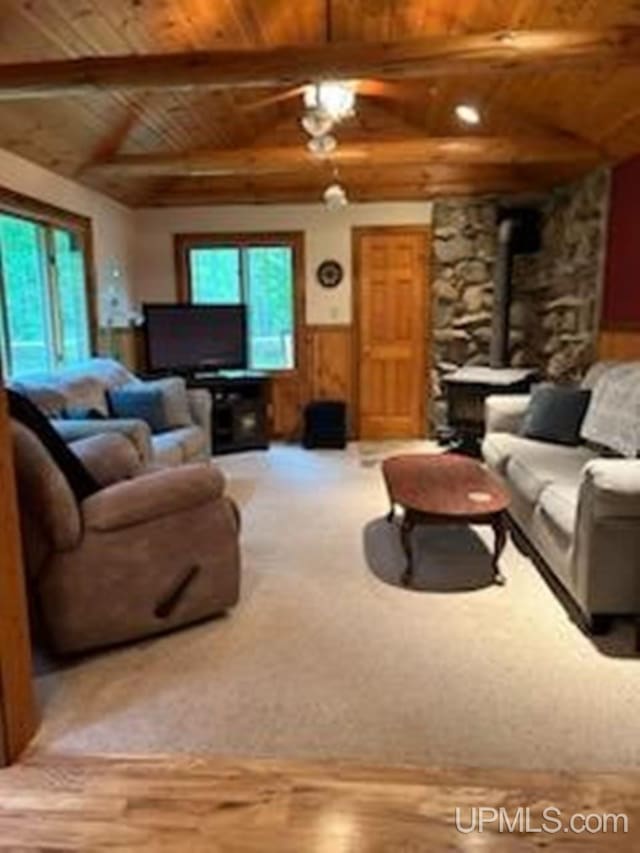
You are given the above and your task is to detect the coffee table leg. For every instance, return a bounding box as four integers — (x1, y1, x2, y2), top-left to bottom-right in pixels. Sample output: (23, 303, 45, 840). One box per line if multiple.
(491, 512, 507, 586)
(400, 512, 414, 587)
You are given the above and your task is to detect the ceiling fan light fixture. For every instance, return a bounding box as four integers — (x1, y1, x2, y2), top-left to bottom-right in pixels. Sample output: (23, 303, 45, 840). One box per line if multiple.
(301, 111, 334, 138)
(307, 134, 337, 156)
(303, 81, 356, 121)
(455, 103, 481, 125)
(323, 182, 348, 211)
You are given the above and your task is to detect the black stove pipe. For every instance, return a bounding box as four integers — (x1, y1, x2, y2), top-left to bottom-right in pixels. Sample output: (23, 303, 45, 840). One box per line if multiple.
(490, 207, 542, 369)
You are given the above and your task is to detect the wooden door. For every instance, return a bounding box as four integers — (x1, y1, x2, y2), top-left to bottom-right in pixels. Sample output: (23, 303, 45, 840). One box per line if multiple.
(0, 384, 38, 764)
(354, 227, 429, 439)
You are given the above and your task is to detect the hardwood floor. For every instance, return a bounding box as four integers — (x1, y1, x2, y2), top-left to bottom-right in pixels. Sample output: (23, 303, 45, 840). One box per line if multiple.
(0, 754, 638, 850)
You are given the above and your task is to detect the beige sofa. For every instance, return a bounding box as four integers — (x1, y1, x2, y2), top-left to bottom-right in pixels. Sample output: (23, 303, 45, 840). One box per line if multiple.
(11, 358, 212, 467)
(11, 419, 240, 654)
(482, 362, 640, 639)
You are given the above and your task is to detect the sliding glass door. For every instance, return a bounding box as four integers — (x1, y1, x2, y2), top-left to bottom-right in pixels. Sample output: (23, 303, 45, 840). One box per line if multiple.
(0, 212, 91, 377)
(0, 215, 52, 375)
(52, 227, 91, 366)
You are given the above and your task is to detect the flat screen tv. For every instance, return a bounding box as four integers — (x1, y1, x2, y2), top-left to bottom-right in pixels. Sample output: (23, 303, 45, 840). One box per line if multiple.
(143, 303, 248, 373)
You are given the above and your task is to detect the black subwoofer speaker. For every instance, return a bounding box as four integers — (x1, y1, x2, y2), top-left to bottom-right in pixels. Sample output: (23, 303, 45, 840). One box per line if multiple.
(303, 400, 347, 449)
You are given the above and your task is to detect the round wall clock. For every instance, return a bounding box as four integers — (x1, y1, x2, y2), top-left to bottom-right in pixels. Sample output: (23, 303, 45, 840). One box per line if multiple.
(316, 259, 344, 288)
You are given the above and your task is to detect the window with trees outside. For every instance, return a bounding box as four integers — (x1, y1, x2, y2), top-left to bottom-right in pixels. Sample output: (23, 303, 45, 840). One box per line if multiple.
(178, 235, 299, 371)
(0, 206, 93, 377)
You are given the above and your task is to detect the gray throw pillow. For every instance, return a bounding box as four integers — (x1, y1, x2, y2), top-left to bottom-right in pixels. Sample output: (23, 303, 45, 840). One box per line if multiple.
(520, 384, 591, 446)
(109, 387, 168, 433)
(142, 377, 192, 428)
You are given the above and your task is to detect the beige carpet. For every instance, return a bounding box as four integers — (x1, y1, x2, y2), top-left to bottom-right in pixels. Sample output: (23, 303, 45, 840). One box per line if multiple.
(34, 444, 640, 772)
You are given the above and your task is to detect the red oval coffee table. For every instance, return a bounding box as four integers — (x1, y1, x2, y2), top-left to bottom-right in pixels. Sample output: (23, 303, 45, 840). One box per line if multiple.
(381, 453, 510, 588)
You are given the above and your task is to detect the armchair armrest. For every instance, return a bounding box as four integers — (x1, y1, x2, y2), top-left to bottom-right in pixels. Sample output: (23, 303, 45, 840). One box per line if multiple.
(53, 418, 152, 465)
(580, 459, 640, 519)
(82, 462, 226, 532)
(484, 394, 531, 435)
(187, 388, 212, 456)
(70, 433, 143, 487)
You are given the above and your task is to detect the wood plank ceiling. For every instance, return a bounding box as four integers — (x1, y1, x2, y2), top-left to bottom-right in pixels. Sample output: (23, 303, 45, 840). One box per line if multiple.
(0, 1, 638, 206)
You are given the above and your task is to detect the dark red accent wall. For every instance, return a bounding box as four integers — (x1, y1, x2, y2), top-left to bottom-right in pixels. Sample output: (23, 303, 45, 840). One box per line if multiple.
(602, 156, 640, 328)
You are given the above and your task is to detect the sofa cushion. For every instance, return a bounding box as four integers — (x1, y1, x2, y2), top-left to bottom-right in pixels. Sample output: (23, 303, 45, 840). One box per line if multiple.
(13, 359, 135, 415)
(521, 384, 591, 446)
(62, 405, 107, 420)
(80, 357, 138, 390)
(151, 432, 184, 467)
(13, 375, 109, 417)
(170, 425, 207, 459)
(504, 439, 596, 505)
(482, 432, 525, 473)
(109, 386, 168, 433)
(143, 377, 192, 429)
(9, 380, 67, 416)
(56, 375, 110, 415)
(151, 426, 207, 466)
(538, 483, 579, 540)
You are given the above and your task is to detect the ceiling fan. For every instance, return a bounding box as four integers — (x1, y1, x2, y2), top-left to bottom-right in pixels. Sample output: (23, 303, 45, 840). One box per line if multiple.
(237, 79, 420, 115)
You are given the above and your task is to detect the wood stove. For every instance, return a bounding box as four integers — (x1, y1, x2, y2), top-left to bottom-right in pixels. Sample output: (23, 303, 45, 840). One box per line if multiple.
(441, 366, 537, 455)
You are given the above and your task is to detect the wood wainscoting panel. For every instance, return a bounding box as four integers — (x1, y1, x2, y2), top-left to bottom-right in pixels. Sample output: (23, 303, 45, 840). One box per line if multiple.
(305, 323, 353, 411)
(598, 328, 640, 360)
(269, 372, 303, 440)
(270, 326, 353, 441)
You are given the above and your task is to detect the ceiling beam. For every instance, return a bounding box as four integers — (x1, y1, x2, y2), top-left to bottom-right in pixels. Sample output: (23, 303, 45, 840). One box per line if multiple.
(138, 179, 544, 207)
(0, 28, 638, 100)
(86, 136, 601, 178)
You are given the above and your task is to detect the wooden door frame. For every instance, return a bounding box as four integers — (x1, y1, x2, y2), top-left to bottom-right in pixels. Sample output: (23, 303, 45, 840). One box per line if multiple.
(0, 383, 38, 765)
(351, 225, 431, 440)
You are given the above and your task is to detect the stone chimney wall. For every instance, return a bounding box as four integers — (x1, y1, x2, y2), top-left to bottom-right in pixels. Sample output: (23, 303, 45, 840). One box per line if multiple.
(429, 168, 610, 429)
(519, 169, 610, 381)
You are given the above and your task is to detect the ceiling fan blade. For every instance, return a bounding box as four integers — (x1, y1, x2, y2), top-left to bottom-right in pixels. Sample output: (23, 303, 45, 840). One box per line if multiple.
(357, 80, 401, 98)
(357, 79, 434, 104)
(239, 86, 304, 113)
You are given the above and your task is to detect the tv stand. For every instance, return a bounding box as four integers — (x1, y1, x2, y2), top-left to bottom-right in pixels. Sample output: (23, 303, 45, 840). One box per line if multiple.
(187, 371, 270, 455)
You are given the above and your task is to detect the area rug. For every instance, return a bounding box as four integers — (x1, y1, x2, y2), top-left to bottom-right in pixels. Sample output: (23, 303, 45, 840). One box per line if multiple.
(357, 438, 442, 466)
(33, 444, 640, 772)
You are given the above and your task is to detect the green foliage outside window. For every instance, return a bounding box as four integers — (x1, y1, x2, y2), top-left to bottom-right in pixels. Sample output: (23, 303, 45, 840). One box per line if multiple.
(189, 244, 295, 370)
(0, 212, 91, 377)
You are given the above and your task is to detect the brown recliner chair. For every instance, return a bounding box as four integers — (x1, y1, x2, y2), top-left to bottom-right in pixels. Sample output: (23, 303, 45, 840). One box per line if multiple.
(11, 420, 240, 655)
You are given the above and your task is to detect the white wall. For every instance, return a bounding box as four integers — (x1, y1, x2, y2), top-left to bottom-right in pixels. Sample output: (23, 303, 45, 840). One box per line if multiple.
(0, 148, 136, 324)
(0, 151, 433, 325)
(134, 201, 433, 324)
